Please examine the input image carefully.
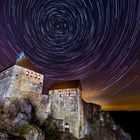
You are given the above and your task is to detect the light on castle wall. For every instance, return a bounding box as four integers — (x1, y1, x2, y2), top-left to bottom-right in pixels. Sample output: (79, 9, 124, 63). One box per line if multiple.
(30, 72, 33, 77)
(35, 73, 37, 79)
(64, 123, 69, 128)
(38, 75, 41, 80)
(6, 71, 9, 75)
(64, 123, 70, 132)
(26, 71, 29, 76)
(25, 71, 41, 80)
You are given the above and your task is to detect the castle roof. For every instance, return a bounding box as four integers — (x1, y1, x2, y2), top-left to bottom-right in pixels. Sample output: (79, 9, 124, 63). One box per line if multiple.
(16, 57, 44, 74)
(16, 51, 26, 62)
(49, 80, 82, 90)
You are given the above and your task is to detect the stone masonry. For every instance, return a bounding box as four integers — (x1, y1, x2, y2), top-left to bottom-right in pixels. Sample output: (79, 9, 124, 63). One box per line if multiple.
(0, 65, 44, 102)
(0, 55, 131, 140)
(49, 88, 85, 138)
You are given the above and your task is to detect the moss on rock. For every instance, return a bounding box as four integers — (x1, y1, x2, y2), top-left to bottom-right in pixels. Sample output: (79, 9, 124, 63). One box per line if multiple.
(19, 124, 44, 140)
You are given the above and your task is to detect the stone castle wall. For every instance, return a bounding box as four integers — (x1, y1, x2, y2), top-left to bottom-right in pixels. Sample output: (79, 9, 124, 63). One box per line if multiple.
(0, 65, 44, 100)
(49, 88, 84, 138)
(7, 65, 44, 97)
(0, 67, 14, 101)
(48, 89, 102, 139)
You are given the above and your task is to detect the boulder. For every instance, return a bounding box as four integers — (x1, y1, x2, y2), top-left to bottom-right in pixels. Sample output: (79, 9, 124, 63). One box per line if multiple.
(19, 124, 44, 140)
(0, 132, 9, 140)
(0, 98, 34, 134)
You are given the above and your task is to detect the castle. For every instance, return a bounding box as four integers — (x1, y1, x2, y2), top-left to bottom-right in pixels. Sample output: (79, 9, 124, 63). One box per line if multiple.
(0, 53, 132, 140)
(0, 52, 100, 139)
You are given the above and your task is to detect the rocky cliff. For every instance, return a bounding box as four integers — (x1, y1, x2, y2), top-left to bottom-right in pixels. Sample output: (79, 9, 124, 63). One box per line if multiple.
(0, 96, 131, 140)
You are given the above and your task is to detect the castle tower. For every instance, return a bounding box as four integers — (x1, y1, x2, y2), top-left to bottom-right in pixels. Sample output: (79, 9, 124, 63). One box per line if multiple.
(49, 80, 85, 138)
(0, 52, 44, 101)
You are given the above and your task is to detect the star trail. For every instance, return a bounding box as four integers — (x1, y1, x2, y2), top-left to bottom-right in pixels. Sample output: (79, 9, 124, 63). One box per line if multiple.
(0, 0, 140, 110)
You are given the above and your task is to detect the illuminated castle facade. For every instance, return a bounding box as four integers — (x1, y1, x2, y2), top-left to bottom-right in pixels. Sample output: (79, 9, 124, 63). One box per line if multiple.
(0, 52, 99, 139)
(0, 52, 44, 101)
(49, 81, 85, 138)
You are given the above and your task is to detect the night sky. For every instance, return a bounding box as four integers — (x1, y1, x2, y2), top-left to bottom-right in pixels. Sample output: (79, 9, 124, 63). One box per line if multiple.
(0, 0, 140, 110)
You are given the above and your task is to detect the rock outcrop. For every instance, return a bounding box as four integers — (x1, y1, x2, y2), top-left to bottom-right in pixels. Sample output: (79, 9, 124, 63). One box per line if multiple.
(0, 98, 131, 140)
(0, 99, 44, 140)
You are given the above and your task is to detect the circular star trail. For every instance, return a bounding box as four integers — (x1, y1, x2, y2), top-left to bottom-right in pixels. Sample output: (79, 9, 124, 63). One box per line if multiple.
(0, 0, 140, 109)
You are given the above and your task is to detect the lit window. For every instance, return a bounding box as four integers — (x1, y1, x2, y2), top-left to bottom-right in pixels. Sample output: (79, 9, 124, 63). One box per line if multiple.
(26, 71, 29, 76)
(64, 123, 70, 132)
(35, 73, 37, 78)
(30, 72, 33, 77)
(38, 75, 41, 80)
(6, 71, 9, 74)
(64, 123, 69, 129)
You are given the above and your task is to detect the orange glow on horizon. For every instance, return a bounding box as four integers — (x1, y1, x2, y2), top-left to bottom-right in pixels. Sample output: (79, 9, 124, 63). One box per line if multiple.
(82, 91, 140, 111)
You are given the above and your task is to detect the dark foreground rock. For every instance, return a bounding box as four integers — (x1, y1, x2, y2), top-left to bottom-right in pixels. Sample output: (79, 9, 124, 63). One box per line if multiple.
(0, 99, 44, 140)
(0, 99, 131, 140)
